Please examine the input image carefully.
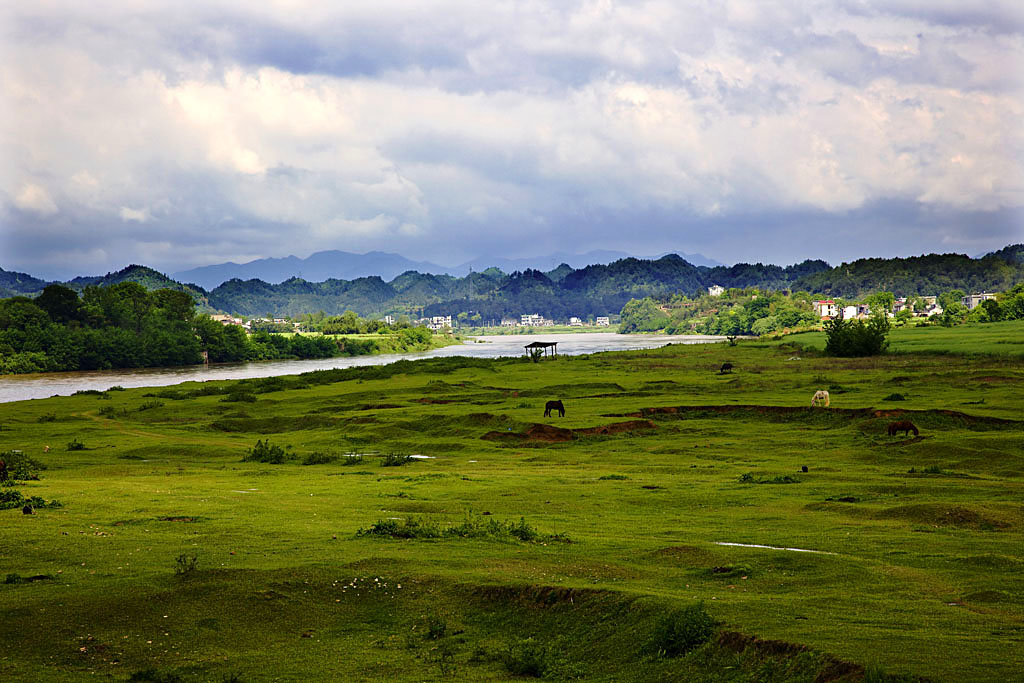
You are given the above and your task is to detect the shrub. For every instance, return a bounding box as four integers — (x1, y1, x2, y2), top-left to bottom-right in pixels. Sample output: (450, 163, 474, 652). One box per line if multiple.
(381, 452, 413, 467)
(599, 474, 629, 480)
(137, 400, 164, 411)
(883, 393, 906, 401)
(301, 452, 336, 466)
(341, 454, 365, 466)
(173, 553, 198, 577)
(98, 405, 117, 418)
(73, 389, 104, 396)
(221, 390, 257, 403)
(37, 413, 56, 423)
(503, 638, 548, 677)
(824, 314, 890, 357)
(426, 614, 448, 640)
(0, 490, 61, 510)
(243, 439, 286, 464)
(66, 439, 86, 451)
(0, 451, 45, 480)
(107, 385, 126, 391)
(647, 602, 716, 658)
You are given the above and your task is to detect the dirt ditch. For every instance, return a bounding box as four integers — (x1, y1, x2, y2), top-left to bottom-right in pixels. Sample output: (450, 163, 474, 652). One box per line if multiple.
(482, 419, 657, 443)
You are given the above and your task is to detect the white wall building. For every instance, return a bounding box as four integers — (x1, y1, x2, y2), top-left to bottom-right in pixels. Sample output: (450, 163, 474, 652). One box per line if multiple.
(596, 316, 611, 327)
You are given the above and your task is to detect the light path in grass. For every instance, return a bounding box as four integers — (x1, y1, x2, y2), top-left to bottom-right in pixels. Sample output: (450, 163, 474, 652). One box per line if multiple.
(714, 542, 836, 555)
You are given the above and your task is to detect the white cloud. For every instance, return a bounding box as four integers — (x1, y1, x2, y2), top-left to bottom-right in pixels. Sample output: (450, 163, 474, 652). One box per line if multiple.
(1, 0, 1020, 277)
(14, 183, 59, 215)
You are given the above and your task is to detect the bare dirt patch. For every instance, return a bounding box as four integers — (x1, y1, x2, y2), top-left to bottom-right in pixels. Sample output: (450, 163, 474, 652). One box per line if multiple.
(482, 420, 657, 443)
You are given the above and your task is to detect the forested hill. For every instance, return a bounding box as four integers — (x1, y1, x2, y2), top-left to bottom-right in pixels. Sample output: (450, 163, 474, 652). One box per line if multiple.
(791, 245, 1024, 299)
(206, 254, 835, 318)
(0, 267, 49, 298)
(4, 245, 1022, 318)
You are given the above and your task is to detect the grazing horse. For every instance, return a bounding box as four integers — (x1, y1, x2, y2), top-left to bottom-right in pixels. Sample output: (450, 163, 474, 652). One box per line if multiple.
(810, 390, 830, 407)
(887, 420, 919, 437)
(544, 400, 565, 417)
(719, 362, 734, 374)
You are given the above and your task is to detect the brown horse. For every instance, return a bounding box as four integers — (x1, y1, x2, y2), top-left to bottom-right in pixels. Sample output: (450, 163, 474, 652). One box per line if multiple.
(887, 420, 919, 436)
(544, 400, 565, 417)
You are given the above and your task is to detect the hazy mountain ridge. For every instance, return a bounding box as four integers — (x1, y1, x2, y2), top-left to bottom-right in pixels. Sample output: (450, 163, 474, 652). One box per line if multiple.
(171, 248, 724, 290)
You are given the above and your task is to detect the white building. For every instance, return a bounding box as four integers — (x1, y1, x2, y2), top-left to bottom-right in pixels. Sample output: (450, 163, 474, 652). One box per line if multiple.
(500, 317, 518, 327)
(962, 293, 997, 310)
(813, 300, 838, 319)
(521, 314, 544, 327)
(708, 284, 725, 297)
(595, 316, 611, 327)
(382, 315, 394, 325)
(569, 317, 583, 326)
(427, 315, 452, 330)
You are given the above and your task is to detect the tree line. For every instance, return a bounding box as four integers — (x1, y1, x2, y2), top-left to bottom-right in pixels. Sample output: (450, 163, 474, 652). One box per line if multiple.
(0, 284, 419, 375)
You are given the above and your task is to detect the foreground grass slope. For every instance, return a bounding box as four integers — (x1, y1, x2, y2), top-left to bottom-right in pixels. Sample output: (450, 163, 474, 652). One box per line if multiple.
(1, 327, 1022, 681)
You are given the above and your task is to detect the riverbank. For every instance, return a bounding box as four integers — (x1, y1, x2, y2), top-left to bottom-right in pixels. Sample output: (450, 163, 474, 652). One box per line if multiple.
(0, 333, 729, 402)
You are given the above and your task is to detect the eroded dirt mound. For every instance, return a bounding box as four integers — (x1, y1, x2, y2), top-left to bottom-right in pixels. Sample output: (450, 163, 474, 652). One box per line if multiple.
(716, 631, 864, 682)
(482, 420, 657, 443)
(469, 583, 617, 607)
(874, 503, 1012, 529)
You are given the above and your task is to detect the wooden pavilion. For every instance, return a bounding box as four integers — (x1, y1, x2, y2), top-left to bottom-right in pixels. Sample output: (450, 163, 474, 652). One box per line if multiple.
(524, 341, 558, 358)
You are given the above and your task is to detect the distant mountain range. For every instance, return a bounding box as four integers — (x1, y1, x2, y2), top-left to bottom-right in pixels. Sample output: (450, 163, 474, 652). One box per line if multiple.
(171, 249, 724, 290)
(3, 244, 1021, 321)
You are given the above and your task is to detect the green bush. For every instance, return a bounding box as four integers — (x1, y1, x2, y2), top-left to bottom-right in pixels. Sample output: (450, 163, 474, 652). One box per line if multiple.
(301, 452, 336, 466)
(221, 390, 257, 403)
(647, 602, 717, 658)
(66, 439, 86, 451)
(0, 451, 45, 480)
(883, 393, 906, 401)
(243, 439, 286, 464)
(824, 314, 890, 357)
(173, 553, 198, 577)
(503, 638, 548, 677)
(381, 453, 413, 467)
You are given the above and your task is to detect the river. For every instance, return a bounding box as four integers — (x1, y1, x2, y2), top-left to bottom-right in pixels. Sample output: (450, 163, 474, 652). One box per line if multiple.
(0, 333, 729, 403)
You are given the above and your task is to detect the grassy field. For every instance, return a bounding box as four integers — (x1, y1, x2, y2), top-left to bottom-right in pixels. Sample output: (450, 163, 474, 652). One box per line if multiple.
(1, 324, 1022, 681)
(779, 319, 1024, 357)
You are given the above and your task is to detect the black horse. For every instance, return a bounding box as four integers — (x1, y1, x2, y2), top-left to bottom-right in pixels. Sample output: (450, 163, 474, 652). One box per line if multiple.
(544, 400, 565, 417)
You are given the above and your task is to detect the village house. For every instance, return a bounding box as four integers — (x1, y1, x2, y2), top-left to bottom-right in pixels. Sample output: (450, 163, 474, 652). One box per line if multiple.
(813, 300, 838, 319)
(426, 315, 452, 331)
(708, 284, 725, 297)
(521, 313, 544, 327)
(961, 293, 997, 310)
(569, 317, 583, 326)
(595, 316, 611, 327)
(210, 314, 245, 326)
(500, 317, 518, 327)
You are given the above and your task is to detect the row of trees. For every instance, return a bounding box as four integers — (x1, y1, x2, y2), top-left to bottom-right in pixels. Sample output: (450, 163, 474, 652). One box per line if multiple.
(619, 289, 821, 336)
(619, 283, 1024, 339)
(1, 284, 336, 374)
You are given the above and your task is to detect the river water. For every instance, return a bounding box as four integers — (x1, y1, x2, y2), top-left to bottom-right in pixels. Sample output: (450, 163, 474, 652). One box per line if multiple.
(0, 333, 728, 403)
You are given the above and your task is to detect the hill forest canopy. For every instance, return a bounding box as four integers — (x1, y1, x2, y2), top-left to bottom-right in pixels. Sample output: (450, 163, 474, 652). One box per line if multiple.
(1, 245, 1022, 321)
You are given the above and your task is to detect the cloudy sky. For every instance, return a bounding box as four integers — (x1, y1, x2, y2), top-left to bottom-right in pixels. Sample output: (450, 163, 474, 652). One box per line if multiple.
(2, 1, 1022, 280)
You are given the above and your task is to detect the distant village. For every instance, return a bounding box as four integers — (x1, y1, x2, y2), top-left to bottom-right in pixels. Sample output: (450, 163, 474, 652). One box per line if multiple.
(205, 287, 1000, 333)
(207, 313, 616, 332)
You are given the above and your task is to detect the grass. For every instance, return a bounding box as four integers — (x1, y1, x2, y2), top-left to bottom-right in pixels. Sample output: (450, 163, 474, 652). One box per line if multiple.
(0, 324, 1022, 680)
(778, 318, 1024, 357)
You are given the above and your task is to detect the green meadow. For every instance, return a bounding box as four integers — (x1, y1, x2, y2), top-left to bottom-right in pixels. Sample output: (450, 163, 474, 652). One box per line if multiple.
(1, 325, 1022, 681)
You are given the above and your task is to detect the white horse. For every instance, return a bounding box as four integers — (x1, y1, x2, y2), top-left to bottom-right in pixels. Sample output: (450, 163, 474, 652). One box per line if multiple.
(810, 390, 830, 407)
